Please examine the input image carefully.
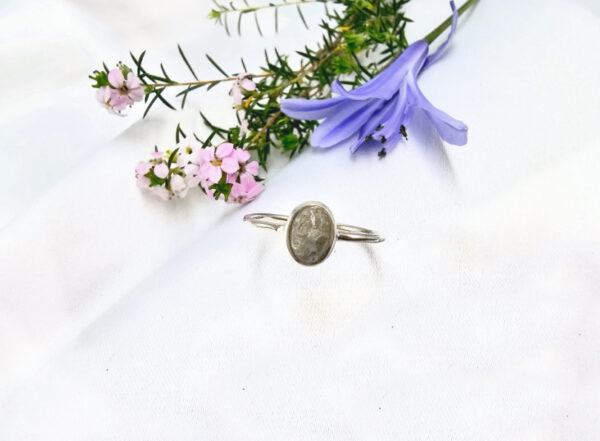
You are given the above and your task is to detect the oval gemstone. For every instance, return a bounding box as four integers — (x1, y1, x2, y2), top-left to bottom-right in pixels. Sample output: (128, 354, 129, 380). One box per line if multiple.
(287, 203, 336, 266)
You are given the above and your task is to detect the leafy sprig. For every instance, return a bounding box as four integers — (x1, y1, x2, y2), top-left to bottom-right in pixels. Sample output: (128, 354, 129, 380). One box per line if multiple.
(95, 0, 476, 170)
(208, 0, 333, 35)
(123, 0, 414, 167)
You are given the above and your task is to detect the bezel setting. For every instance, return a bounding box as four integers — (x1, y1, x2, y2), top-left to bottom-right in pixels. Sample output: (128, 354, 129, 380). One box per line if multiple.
(285, 201, 337, 266)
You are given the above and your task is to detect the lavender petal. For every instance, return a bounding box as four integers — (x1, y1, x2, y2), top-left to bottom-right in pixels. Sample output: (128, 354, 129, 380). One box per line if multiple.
(280, 96, 345, 120)
(311, 99, 383, 148)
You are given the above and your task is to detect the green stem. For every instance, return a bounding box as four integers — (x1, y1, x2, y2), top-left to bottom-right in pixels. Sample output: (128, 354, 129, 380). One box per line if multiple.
(423, 0, 478, 44)
(212, 0, 325, 16)
(149, 73, 273, 89)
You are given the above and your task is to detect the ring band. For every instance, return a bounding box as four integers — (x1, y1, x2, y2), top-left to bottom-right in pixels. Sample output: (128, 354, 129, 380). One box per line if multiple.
(244, 201, 384, 266)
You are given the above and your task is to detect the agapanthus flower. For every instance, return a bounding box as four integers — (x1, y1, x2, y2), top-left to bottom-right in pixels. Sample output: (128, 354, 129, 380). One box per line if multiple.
(280, 1, 467, 153)
(230, 74, 257, 107)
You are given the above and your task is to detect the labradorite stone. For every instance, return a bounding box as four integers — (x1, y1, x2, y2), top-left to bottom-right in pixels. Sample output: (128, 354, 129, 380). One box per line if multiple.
(287, 205, 335, 265)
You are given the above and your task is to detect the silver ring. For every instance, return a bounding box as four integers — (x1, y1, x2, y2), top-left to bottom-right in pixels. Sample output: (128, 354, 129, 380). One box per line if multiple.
(243, 201, 384, 266)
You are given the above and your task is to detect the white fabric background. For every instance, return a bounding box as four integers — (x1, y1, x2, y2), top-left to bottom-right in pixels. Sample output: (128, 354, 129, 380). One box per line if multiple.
(1, 0, 599, 439)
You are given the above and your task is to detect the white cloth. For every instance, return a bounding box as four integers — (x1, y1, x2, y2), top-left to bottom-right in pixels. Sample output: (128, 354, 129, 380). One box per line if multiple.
(1, 0, 599, 439)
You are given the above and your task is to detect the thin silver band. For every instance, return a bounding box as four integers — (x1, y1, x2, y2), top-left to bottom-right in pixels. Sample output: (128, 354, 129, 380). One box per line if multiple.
(243, 213, 384, 243)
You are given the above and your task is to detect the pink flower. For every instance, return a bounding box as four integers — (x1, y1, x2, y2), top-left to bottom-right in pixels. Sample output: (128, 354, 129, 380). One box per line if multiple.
(183, 163, 201, 187)
(240, 119, 250, 135)
(229, 174, 262, 204)
(135, 161, 153, 176)
(150, 186, 170, 201)
(136, 175, 151, 189)
(92, 63, 145, 115)
(176, 137, 201, 167)
(153, 163, 169, 179)
(170, 174, 188, 198)
(198, 142, 239, 183)
(96, 86, 119, 114)
(108, 68, 145, 104)
(230, 74, 256, 107)
(135, 143, 205, 201)
(233, 148, 259, 179)
(95, 67, 145, 114)
(201, 181, 217, 200)
(135, 142, 263, 203)
(135, 161, 153, 189)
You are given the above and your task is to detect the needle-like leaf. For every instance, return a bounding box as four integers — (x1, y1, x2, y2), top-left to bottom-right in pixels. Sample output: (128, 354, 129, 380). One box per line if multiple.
(177, 44, 198, 80)
(205, 54, 229, 77)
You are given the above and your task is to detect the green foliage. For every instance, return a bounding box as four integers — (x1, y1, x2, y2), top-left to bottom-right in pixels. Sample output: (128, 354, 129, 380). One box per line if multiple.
(208, 0, 333, 36)
(147, 171, 166, 187)
(280, 133, 300, 151)
(350, 0, 375, 12)
(123, 0, 413, 168)
(89, 69, 109, 88)
(343, 33, 369, 52)
(209, 176, 233, 201)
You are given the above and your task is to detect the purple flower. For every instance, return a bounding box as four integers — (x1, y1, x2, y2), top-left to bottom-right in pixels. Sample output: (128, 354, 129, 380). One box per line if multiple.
(280, 1, 467, 152)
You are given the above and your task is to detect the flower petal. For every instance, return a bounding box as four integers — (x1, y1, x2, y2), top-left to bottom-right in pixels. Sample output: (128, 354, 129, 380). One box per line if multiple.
(280, 96, 345, 120)
(136, 175, 151, 189)
(126, 72, 141, 89)
(216, 142, 234, 158)
(199, 146, 215, 164)
(330, 41, 428, 101)
(170, 174, 187, 194)
(96, 86, 111, 103)
(184, 163, 199, 176)
(357, 95, 399, 140)
(151, 186, 171, 201)
(108, 69, 124, 88)
(186, 175, 202, 187)
(135, 161, 153, 176)
(377, 85, 411, 141)
(154, 163, 169, 179)
(246, 182, 262, 200)
(109, 90, 130, 110)
(231, 86, 243, 106)
(411, 84, 468, 146)
(221, 157, 239, 174)
(128, 87, 144, 102)
(311, 99, 382, 148)
(235, 149, 251, 163)
(423, 1, 459, 70)
(241, 78, 256, 91)
(198, 162, 211, 180)
(245, 161, 259, 176)
(208, 165, 223, 183)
